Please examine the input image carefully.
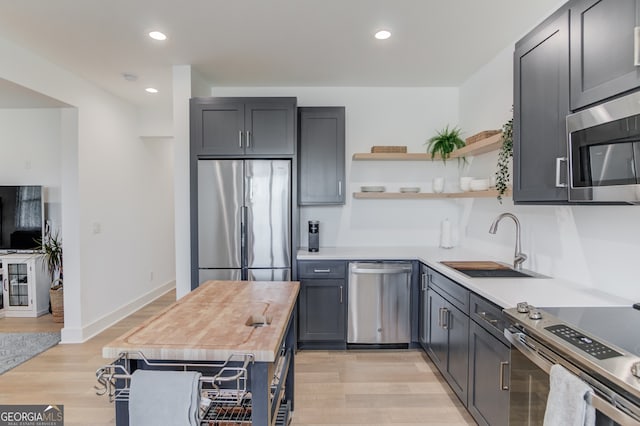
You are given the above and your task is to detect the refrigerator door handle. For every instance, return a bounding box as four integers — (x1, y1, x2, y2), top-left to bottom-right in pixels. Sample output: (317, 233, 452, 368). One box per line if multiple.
(241, 206, 248, 268)
(247, 176, 254, 202)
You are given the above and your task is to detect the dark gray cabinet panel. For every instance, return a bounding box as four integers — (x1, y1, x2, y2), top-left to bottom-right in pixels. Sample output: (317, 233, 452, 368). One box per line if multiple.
(514, 8, 571, 203)
(298, 107, 346, 205)
(298, 279, 346, 342)
(418, 264, 428, 350)
(426, 285, 469, 406)
(428, 268, 469, 314)
(447, 304, 470, 404)
(245, 101, 296, 155)
(195, 100, 245, 156)
(426, 288, 448, 369)
(469, 321, 510, 426)
(297, 260, 347, 346)
(190, 97, 296, 156)
(570, 0, 640, 110)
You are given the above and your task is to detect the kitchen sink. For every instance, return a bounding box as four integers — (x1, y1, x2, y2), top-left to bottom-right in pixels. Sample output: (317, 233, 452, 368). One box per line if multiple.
(440, 261, 544, 278)
(453, 268, 533, 278)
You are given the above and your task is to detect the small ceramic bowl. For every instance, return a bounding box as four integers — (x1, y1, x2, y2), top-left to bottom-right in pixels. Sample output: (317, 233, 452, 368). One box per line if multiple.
(469, 178, 490, 191)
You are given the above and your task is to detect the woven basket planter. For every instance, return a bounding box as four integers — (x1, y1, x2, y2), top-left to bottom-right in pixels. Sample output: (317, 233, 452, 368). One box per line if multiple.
(49, 286, 64, 323)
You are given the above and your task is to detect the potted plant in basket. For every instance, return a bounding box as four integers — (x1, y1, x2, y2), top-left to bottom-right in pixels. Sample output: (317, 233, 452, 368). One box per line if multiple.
(36, 227, 63, 323)
(425, 125, 466, 165)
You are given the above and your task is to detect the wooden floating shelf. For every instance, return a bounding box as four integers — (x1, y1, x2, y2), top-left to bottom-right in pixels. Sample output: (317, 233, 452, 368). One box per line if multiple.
(353, 188, 511, 200)
(352, 132, 503, 161)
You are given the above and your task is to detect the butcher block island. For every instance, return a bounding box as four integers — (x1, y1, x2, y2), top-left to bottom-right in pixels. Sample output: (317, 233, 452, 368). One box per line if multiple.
(99, 280, 299, 426)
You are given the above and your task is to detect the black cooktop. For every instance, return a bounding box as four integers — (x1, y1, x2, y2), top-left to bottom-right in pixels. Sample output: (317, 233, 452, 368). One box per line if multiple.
(542, 306, 640, 356)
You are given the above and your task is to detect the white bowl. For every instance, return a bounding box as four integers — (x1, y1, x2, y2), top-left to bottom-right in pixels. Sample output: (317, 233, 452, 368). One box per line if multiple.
(400, 187, 420, 193)
(469, 179, 490, 191)
(361, 186, 385, 192)
(459, 177, 473, 192)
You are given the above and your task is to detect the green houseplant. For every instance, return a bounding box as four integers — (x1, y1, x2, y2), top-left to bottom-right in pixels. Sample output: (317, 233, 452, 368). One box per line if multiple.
(36, 228, 63, 322)
(496, 117, 513, 203)
(425, 125, 466, 164)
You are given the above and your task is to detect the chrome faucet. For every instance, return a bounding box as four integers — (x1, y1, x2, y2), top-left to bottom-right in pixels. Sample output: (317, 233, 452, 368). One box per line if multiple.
(489, 212, 527, 270)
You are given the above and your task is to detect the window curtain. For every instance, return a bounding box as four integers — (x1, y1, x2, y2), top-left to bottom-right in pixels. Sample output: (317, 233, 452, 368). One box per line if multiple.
(15, 186, 41, 230)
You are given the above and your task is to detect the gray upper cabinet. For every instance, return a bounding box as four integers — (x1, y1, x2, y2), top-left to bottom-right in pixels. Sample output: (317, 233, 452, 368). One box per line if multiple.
(298, 107, 346, 205)
(513, 7, 571, 203)
(191, 97, 296, 156)
(570, 0, 640, 110)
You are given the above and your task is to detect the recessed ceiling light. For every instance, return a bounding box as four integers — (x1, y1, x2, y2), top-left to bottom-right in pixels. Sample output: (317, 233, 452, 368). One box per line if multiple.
(148, 31, 167, 41)
(145, 87, 159, 94)
(374, 30, 391, 40)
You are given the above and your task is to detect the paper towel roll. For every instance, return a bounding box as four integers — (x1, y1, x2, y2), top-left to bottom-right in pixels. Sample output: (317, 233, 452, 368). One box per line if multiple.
(440, 218, 453, 249)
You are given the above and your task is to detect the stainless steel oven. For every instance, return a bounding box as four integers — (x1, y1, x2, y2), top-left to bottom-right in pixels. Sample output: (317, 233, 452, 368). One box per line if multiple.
(567, 90, 640, 203)
(504, 304, 640, 426)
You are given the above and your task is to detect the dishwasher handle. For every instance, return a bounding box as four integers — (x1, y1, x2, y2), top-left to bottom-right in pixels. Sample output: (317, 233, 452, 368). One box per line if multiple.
(350, 267, 412, 275)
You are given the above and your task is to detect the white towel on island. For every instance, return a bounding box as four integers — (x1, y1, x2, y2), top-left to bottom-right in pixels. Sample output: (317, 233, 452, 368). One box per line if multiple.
(543, 364, 595, 426)
(129, 370, 201, 426)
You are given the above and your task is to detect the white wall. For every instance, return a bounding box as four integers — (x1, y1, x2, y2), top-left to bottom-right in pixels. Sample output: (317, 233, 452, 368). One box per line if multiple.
(212, 86, 462, 248)
(0, 35, 176, 342)
(458, 43, 640, 302)
(0, 108, 63, 229)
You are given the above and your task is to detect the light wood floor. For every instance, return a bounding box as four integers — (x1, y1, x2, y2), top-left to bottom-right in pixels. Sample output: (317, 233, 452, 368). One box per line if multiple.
(0, 292, 476, 425)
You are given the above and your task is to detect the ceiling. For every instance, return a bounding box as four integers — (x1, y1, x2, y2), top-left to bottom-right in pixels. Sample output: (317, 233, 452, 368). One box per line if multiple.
(0, 0, 563, 108)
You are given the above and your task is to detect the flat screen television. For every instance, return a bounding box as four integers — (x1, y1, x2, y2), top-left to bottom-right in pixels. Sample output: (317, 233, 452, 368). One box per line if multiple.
(0, 185, 44, 252)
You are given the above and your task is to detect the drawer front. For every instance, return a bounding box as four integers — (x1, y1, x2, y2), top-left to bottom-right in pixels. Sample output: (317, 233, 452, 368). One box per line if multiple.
(470, 293, 509, 345)
(298, 261, 346, 279)
(427, 268, 469, 314)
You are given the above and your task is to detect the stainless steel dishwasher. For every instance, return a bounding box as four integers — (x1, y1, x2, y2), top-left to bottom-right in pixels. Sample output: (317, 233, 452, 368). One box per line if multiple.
(347, 262, 412, 345)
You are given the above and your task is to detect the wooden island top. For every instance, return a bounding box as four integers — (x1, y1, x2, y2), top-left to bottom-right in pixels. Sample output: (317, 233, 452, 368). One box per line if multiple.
(103, 280, 299, 363)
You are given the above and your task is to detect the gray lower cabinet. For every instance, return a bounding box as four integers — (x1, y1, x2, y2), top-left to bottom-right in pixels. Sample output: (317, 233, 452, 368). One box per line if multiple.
(297, 261, 347, 348)
(570, 0, 640, 110)
(418, 264, 428, 350)
(191, 97, 296, 156)
(297, 107, 345, 205)
(468, 295, 510, 426)
(425, 269, 470, 406)
(513, 6, 570, 204)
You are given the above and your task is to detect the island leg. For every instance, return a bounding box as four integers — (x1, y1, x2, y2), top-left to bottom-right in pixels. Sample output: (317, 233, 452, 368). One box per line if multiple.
(250, 362, 271, 426)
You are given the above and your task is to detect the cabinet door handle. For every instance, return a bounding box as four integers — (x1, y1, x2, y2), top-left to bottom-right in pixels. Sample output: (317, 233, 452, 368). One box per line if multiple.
(313, 269, 331, 273)
(499, 361, 510, 390)
(338, 180, 342, 196)
(421, 273, 426, 291)
(437, 307, 443, 328)
(3, 278, 6, 292)
(442, 308, 449, 330)
(555, 157, 568, 188)
(246, 130, 251, 148)
(339, 285, 343, 304)
(635, 27, 640, 66)
(239, 130, 243, 148)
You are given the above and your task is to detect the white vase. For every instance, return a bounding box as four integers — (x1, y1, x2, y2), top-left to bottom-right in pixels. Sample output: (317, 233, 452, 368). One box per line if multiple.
(433, 177, 445, 193)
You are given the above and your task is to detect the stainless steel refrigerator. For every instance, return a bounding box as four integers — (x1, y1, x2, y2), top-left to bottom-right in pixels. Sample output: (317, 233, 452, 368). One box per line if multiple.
(197, 159, 291, 283)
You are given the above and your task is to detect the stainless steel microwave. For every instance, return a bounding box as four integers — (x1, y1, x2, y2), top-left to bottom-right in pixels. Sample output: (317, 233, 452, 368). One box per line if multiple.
(567, 90, 640, 204)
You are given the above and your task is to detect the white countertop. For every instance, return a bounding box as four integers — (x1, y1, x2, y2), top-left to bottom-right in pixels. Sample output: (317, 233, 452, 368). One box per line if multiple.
(297, 246, 633, 309)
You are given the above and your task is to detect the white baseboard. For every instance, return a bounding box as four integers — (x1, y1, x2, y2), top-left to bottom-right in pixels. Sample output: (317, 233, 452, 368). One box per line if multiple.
(60, 280, 175, 343)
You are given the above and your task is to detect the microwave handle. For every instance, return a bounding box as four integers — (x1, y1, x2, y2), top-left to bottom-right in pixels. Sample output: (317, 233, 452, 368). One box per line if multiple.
(555, 157, 568, 188)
